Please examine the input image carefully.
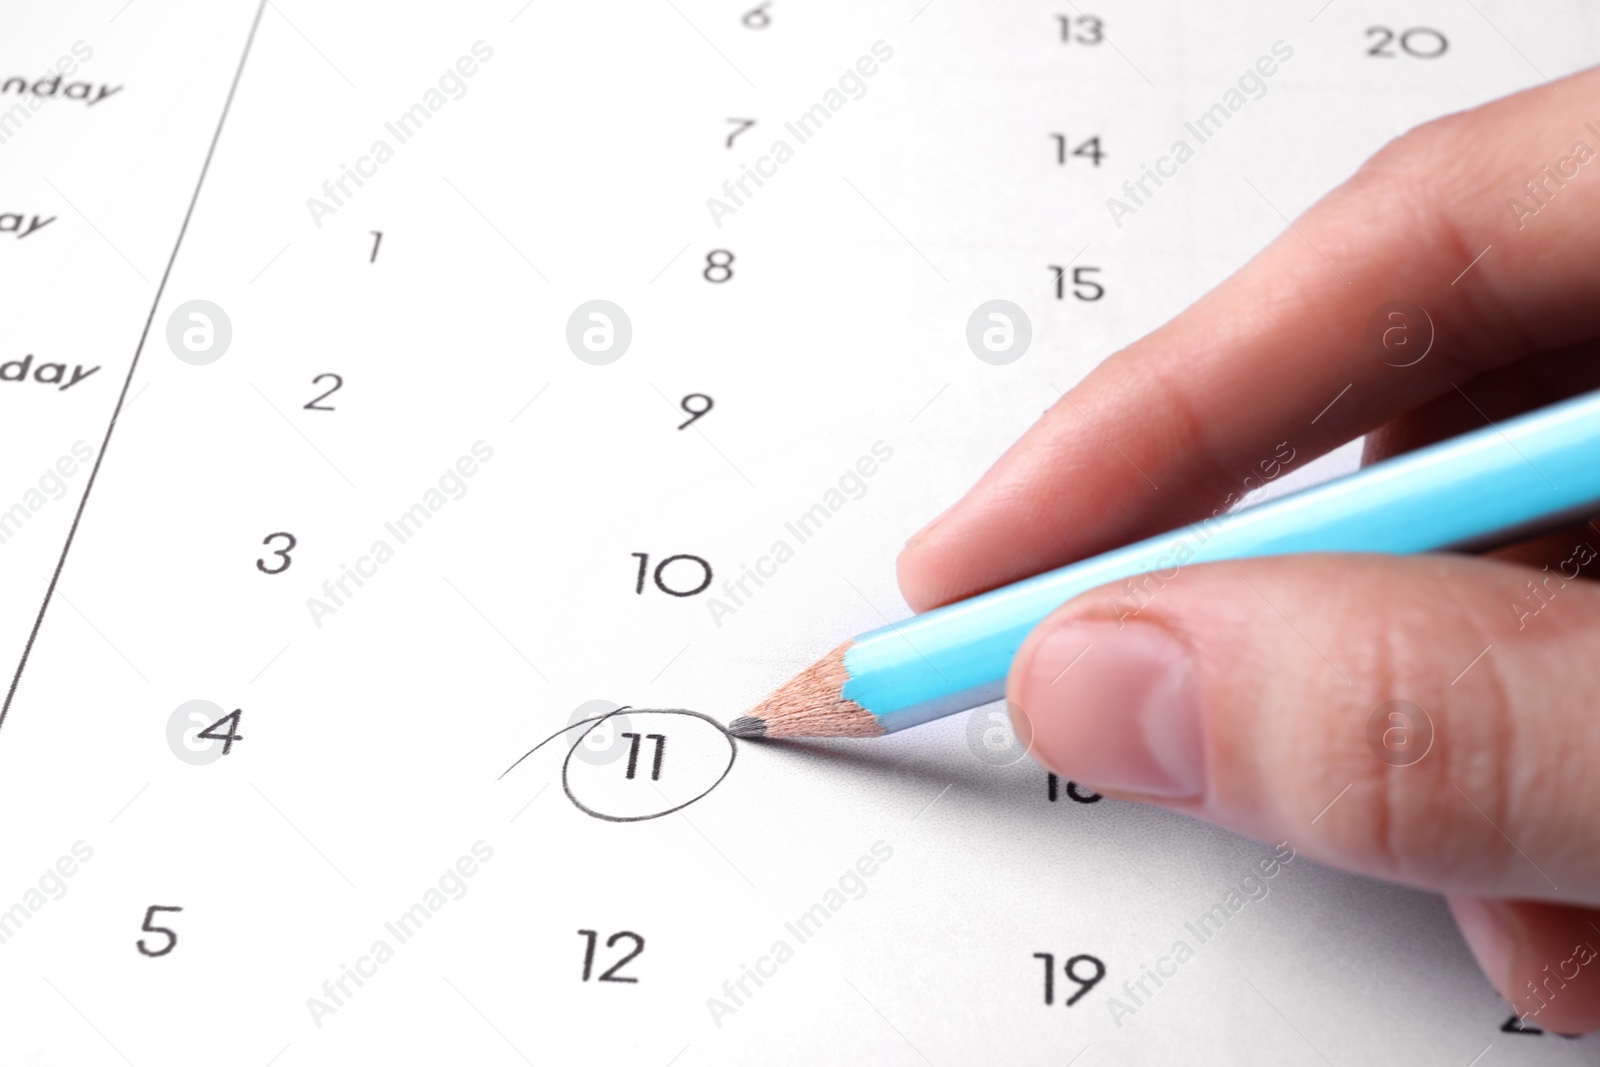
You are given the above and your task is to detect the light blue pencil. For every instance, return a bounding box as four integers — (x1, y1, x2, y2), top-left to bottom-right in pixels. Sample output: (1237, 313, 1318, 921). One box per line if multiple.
(731, 388, 1600, 739)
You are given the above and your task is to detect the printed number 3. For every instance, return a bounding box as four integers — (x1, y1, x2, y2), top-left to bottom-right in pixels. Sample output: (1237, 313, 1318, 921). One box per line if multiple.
(257, 532, 297, 575)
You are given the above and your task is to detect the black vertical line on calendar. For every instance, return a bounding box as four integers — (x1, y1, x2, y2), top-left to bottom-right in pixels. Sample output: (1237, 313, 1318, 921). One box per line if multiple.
(0, 0, 271, 736)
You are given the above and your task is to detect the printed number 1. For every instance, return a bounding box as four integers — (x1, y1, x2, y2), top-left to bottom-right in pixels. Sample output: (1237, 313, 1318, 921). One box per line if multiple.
(369, 230, 382, 262)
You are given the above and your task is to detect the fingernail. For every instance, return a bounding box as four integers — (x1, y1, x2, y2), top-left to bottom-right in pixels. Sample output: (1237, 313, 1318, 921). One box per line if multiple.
(1013, 619, 1204, 797)
(1448, 896, 1515, 992)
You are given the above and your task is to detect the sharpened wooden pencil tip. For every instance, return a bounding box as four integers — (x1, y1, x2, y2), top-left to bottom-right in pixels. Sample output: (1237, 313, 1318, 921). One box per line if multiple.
(741, 642, 885, 739)
(727, 716, 767, 738)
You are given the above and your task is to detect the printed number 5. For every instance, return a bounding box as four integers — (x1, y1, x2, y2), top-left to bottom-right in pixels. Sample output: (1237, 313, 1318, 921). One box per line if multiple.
(257, 532, 297, 575)
(137, 905, 183, 957)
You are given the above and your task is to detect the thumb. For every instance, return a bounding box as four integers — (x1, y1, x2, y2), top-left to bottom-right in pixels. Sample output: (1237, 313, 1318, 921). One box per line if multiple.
(1005, 551, 1600, 903)
(1449, 896, 1600, 1035)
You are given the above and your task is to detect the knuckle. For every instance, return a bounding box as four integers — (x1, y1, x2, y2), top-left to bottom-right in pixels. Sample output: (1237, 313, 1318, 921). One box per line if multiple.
(1258, 564, 1524, 882)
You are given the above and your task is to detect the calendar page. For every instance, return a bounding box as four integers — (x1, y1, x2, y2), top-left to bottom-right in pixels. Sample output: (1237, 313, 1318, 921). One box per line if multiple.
(0, 1, 1594, 1064)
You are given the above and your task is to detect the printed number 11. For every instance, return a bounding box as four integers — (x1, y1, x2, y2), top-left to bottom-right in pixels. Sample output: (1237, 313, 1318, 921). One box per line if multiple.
(619, 732, 666, 780)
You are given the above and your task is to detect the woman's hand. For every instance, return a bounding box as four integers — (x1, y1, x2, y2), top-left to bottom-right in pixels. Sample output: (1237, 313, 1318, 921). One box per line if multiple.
(898, 65, 1600, 1033)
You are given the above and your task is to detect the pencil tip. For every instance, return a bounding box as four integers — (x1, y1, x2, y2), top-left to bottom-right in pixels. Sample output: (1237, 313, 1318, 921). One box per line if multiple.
(728, 715, 767, 738)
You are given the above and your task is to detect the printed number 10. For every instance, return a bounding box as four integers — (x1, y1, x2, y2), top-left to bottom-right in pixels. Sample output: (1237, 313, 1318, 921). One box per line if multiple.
(632, 553, 714, 597)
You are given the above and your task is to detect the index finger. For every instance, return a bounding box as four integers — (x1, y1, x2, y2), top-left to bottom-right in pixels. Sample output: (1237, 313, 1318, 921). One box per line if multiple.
(898, 64, 1600, 612)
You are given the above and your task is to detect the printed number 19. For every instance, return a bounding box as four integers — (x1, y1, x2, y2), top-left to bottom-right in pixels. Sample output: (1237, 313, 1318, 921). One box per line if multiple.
(1033, 952, 1106, 1006)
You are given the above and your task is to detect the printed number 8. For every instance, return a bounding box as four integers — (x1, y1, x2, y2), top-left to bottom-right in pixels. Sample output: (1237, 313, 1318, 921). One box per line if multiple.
(704, 250, 735, 283)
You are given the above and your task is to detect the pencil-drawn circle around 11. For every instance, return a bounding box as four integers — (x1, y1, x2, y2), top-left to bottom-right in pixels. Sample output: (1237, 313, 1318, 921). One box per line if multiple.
(501, 707, 738, 822)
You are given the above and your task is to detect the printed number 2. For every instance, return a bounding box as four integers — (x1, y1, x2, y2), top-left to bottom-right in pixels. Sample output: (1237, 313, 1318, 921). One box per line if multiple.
(304, 373, 342, 411)
(137, 906, 183, 957)
(578, 930, 645, 982)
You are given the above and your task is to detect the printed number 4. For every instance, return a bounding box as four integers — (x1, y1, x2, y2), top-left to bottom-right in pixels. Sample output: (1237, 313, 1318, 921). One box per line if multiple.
(138, 905, 183, 957)
(579, 929, 645, 982)
(197, 709, 244, 755)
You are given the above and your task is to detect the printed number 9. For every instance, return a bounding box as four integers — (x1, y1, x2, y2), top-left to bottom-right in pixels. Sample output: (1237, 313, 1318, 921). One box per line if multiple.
(678, 393, 714, 430)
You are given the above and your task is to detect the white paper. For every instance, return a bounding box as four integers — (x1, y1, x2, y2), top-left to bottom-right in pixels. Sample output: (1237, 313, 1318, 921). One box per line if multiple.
(0, 1, 1593, 1063)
